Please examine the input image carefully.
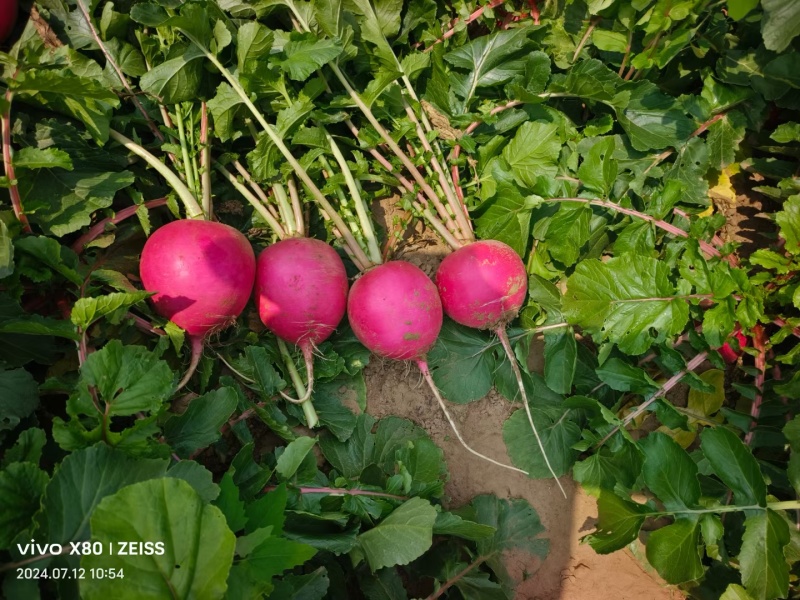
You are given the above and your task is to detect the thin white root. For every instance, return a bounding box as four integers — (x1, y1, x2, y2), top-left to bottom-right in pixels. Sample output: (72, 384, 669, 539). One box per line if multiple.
(496, 327, 568, 498)
(176, 336, 204, 392)
(416, 359, 529, 476)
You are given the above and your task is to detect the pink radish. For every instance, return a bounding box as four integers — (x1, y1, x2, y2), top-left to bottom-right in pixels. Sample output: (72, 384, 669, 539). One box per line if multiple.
(140, 219, 256, 389)
(348, 261, 528, 475)
(436, 240, 527, 330)
(435, 240, 567, 497)
(255, 237, 348, 420)
(348, 261, 442, 361)
(718, 330, 748, 364)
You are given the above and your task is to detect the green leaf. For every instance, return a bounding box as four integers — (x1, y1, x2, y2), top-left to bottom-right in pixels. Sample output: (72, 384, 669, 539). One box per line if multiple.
(776, 196, 800, 255)
(35, 445, 168, 553)
(502, 121, 562, 186)
(445, 28, 531, 108)
(2, 427, 47, 467)
(357, 497, 437, 571)
(739, 510, 790, 600)
(563, 256, 689, 354)
(215, 471, 248, 532)
(585, 491, 648, 553)
(475, 162, 538, 256)
(468, 495, 549, 589)
(543, 203, 592, 266)
(544, 332, 576, 394)
(428, 320, 494, 403)
(70, 291, 152, 330)
(595, 358, 658, 393)
(18, 164, 135, 238)
(14, 236, 82, 285)
(771, 122, 800, 144)
(688, 370, 725, 417)
(13, 69, 120, 142)
(78, 341, 175, 417)
(12, 147, 73, 170)
(357, 567, 409, 600)
(166, 461, 220, 503)
(233, 533, 317, 595)
(433, 512, 496, 541)
(82, 478, 235, 600)
(277, 436, 318, 480)
(645, 519, 703, 584)
(0, 368, 38, 431)
(592, 29, 628, 53)
(208, 83, 245, 142)
(270, 568, 329, 599)
(663, 137, 710, 206)
(279, 34, 343, 81)
(762, 0, 800, 53)
(701, 427, 766, 508)
(640, 432, 700, 511)
(163, 387, 238, 458)
(721, 584, 756, 600)
(707, 110, 747, 170)
(139, 46, 205, 104)
(503, 404, 580, 477)
(237, 21, 274, 73)
(550, 59, 620, 103)
(319, 414, 376, 479)
(727, 0, 759, 20)
(615, 81, 694, 151)
(0, 462, 49, 548)
(578, 136, 617, 196)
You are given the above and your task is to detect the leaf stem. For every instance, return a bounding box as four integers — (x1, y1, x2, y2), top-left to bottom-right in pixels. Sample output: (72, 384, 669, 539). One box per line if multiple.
(262, 485, 408, 500)
(2, 85, 31, 233)
(200, 102, 212, 218)
(287, 176, 305, 235)
(214, 162, 286, 237)
(76, 0, 164, 141)
(325, 131, 382, 263)
(272, 182, 297, 236)
(423, 0, 506, 52)
(425, 556, 487, 600)
(108, 129, 204, 219)
(181, 37, 373, 268)
(276, 339, 318, 428)
(71, 197, 168, 254)
(596, 351, 708, 448)
(174, 104, 198, 201)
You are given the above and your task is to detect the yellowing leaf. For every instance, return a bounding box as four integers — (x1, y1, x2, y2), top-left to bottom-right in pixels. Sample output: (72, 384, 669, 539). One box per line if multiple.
(707, 163, 741, 209)
(656, 425, 697, 448)
(688, 369, 725, 417)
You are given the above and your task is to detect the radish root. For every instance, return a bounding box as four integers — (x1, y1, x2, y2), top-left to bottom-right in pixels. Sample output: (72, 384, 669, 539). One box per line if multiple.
(496, 327, 568, 498)
(176, 335, 204, 392)
(416, 358, 529, 476)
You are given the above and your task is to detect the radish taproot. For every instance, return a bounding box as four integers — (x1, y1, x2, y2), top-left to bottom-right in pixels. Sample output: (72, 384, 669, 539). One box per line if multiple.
(435, 240, 567, 496)
(348, 261, 528, 475)
(255, 237, 348, 424)
(140, 219, 256, 390)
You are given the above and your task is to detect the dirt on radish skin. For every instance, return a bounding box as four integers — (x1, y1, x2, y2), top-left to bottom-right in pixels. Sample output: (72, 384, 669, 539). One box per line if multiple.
(347, 261, 443, 360)
(435, 239, 527, 329)
(140, 219, 256, 388)
(140, 220, 256, 336)
(255, 237, 348, 347)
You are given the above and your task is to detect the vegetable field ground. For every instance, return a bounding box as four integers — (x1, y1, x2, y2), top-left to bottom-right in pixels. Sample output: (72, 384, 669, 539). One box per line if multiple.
(2, 1, 800, 599)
